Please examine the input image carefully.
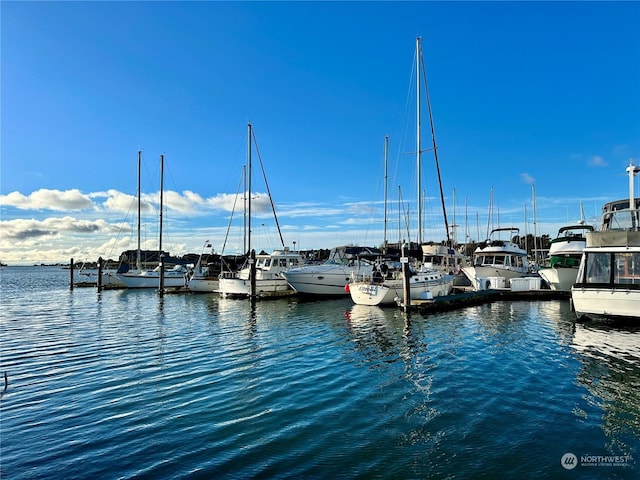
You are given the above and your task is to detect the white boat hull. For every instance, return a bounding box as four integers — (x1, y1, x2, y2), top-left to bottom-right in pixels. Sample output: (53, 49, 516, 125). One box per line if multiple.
(571, 286, 640, 320)
(76, 270, 126, 287)
(117, 271, 188, 289)
(349, 275, 454, 306)
(461, 266, 530, 290)
(218, 277, 294, 297)
(283, 265, 371, 296)
(538, 266, 578, 292)
(188, 277, 218, 293)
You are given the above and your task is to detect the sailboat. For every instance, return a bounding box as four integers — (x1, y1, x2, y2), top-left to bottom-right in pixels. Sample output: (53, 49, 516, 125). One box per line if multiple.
(116, 154, 191, 289)
(76, 151, 146, 289)
(348, 37, 454, 306)
(187, 240, 220, 293)
(218, 122, 303, 298)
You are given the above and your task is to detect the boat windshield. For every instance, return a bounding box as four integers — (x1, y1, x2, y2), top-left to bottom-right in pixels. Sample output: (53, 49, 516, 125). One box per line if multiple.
(602, 210, 640, 232)
(586, 252, 611, 283)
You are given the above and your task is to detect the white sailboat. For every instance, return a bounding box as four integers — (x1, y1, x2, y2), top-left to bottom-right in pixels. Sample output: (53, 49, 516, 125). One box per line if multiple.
(571, 160, 640, 320)
(348, 261, 454, 306)
(117, 154, 191, 289)
(187, 240, 219, 293)
(218, 122, 303, 298)
(76, 151, 146, 289)
(348, 37, 454, 306)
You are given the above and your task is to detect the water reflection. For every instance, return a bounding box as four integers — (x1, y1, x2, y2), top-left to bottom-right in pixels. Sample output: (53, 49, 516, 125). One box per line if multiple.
(344, 304, 423, 365)
(344, 303, 439, 453)
(571, 322, 640, 457)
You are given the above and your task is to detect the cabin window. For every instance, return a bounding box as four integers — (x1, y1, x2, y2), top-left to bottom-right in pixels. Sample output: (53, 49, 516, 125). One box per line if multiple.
(614, 252, 640, 285)
(482, 256, 494, 265)
(494, 256, 505, 265)
(586, 252, 610, 283)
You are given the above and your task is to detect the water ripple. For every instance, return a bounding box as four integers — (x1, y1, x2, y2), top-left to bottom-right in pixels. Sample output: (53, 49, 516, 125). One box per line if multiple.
(1, 268, 638, 478)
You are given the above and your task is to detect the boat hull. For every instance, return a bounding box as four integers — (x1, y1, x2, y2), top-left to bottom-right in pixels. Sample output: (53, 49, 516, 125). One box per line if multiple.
(283, 265, 369, 296)
(571, 286, 640, 320)
(116, 272, 188, 289)
(218, 277, 295, 298)
(538, 266, 578, 292)
(188, 277, 219, 293)
(461, 266, 530, 290)
(349, 275, 454, 306)
(76, 270, 126, 288)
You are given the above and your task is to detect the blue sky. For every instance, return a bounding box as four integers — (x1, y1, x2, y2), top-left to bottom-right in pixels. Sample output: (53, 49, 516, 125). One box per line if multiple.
(2, 1, 639, 265)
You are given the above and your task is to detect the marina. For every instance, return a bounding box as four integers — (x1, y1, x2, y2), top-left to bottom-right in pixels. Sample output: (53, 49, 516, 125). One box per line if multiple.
(3, 3, 640, 478)
(1, 265, 639, 478)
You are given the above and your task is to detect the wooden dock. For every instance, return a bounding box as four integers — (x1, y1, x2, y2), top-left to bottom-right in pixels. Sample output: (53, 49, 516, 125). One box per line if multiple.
(400, 288, 569, 313)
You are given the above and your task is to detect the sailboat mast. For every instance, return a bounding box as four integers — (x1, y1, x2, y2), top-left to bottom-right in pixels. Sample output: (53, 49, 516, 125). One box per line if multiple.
(416, 37, 423, 246)
(532, 183, 538, 266)
(136, 150, 141, 271)
(243, 165, 247, 253)
(247, 122, 252, 255)
(421, 41, 451, 247)
(383, 135, 389, 253)
(159, 154, 164, 256)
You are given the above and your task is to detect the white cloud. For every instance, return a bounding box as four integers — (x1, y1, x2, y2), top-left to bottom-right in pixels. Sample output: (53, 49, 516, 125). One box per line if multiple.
(0, 189, 93, 210)
(520, 173, 535, 185)
(588, 155, 608, 167)
(0, 217, 120, 241)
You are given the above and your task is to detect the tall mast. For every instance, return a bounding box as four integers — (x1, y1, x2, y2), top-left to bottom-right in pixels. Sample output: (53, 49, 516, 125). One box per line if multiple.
(532, 183, 538, 265)
(243, 164, 247, 253)
(383, 135, 389, 253)
(159, 154, 164, 256)
(626, 159, 640, 230)
(247, 122, 252, 255)
(421, 40, 451, 247)
(136, 150, 141, 271)
(416, 37, 422, 245)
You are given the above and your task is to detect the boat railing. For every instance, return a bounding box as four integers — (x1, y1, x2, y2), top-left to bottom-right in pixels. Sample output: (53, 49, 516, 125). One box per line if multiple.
(351, 269, 401, 284)
(219, 271, 240, 280)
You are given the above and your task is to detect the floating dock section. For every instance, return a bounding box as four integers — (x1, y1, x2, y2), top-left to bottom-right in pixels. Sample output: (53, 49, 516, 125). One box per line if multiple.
(399, 288, 569, 313)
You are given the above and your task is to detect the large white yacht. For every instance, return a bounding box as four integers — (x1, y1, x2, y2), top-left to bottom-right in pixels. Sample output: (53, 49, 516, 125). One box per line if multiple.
(538, 224, 594, 292)
(461, 227, 532, 290)
(281, 245, 380, 296)
(218, 248, 303, 298)
(571, 161, 640, 320)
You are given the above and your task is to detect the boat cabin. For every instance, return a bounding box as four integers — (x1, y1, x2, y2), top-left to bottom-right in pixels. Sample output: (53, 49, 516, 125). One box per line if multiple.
(474, 253, 526, 269)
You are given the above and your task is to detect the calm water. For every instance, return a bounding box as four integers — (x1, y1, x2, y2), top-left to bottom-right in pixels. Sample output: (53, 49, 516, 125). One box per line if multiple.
(1, 266, 639, 479)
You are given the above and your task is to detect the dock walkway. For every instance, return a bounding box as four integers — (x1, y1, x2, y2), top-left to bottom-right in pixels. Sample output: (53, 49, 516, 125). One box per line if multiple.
(400, 288, 569, 313)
